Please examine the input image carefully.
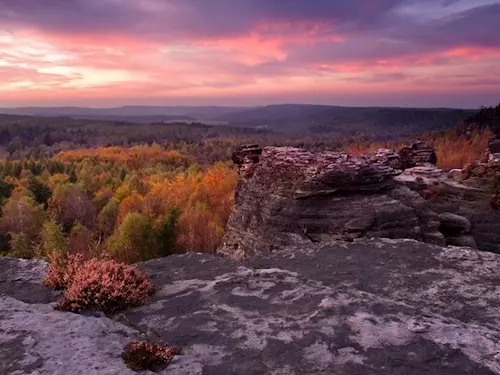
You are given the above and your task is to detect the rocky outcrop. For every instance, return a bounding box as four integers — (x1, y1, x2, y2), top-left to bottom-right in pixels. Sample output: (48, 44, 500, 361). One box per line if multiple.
(220, 141, 500, 259)
(489, 139, 500, 161)
(488, 116, 500, 161)
(398, 140, 437, 169)
(3, 239, 500, 374)
(397, 160, 500, 252)
(365, 141, 437, 171)
(219, 145, 445, 261)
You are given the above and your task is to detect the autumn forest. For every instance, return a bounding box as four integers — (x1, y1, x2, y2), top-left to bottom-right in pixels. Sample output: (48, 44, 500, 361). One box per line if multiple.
(0, 104, 498, 263)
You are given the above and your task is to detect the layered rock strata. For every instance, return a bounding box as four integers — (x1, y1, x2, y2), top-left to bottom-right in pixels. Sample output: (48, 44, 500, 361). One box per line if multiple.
(220, 142, 500, 260)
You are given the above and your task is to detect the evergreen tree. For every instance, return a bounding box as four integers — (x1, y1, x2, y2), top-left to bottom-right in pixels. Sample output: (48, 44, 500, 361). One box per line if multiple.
(155, 208, 180, 257)
(28, 175, 52, 208)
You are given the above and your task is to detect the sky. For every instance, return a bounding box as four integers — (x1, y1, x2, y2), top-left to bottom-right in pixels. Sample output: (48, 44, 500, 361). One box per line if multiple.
(0, 0, 499, 108)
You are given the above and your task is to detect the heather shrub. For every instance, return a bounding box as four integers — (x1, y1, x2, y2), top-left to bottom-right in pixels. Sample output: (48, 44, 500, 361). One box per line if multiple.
(44, 252, 84, 290)
(122, 340, 182, 372)
(55, 257, 155, 313)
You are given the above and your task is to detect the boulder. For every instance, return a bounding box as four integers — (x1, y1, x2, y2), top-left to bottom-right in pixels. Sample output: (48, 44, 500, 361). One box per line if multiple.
(446, 235, 478, 249)
(3, 239, 500, 374)
(398, 140, 437, 169)
(365, 141, 437, 171)
(438, 213, 472, 235)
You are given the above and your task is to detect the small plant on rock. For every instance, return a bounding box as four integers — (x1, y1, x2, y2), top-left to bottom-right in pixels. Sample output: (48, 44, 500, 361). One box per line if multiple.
(122, 340, 183, 372)
(44, 252, 155, 313)
(57, 258, 155, 313)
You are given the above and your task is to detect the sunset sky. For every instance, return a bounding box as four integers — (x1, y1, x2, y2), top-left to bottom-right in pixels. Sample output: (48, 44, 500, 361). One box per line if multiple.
(1, 0, 499, 108)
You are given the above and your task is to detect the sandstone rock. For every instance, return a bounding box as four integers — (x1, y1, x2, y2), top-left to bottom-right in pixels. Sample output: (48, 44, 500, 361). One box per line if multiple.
(438, 213, 472, 235)
(395, 165, 448, 187)
(398, 140, 437, 169)
(393, 160, 500, 253)
(448, 169, 463, 181)
(489, 139, 500, 160)
(219, 146, 444, 260)
(365, 141, 436, 171)
(4, 239, 500, 374)
(0, 257, 60, 304)
(364, 148, 402, 170)
(446, 235, 478, 249)
(0, 296, 139, 375)
(488, 124, 500, 161)
(231, 144, 262, 180)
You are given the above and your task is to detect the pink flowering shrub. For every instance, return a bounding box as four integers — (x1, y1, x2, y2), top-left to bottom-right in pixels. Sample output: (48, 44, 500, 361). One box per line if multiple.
(44, 252, 155, 313)
(122, 340, 183, 372)
(44, 252, 84, 290)
(57, 258, 155, 313)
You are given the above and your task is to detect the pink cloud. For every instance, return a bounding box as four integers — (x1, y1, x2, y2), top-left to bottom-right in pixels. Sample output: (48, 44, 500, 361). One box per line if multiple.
(0, 1, 499, 108)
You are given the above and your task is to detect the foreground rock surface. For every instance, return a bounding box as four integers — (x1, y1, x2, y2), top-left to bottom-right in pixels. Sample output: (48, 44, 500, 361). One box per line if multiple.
(2, 239, 500, 374)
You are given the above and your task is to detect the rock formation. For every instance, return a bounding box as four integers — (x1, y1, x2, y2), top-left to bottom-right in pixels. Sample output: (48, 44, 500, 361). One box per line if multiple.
(397, 156, 500, 252)
(398, 140, 438, 169)
(219, 144, 444, 260)
(489, 126, 500, 161)
(3, 239, 500, 374)
(219, 141, 500, 260)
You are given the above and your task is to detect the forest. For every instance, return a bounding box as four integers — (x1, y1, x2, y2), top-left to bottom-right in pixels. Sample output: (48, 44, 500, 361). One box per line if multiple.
(0, 103, 498, 263)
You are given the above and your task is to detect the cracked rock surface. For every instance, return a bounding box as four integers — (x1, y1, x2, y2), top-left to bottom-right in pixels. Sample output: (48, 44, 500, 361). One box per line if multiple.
(2, 238, 500, 374)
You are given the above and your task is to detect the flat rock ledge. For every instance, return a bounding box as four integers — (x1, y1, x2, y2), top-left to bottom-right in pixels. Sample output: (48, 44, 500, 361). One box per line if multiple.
(2, 238, 500, 374)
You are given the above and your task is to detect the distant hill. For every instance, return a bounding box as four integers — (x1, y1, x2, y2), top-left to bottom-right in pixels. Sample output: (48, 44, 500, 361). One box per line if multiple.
(0, 104, 476, 139)
(213, 104, 476, 139)
(0, 106, 249, 124)
(0, 113, 270, 158)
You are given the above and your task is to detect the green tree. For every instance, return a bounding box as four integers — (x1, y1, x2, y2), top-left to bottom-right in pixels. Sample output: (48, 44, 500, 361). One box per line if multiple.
(39, 218, 68, 258)
(1, 160, 13, 177)
(105, 212, 156, 263)
(155, 208, 179, 257)
(28, 175, 52, 208)
(11, 162, 22, 178)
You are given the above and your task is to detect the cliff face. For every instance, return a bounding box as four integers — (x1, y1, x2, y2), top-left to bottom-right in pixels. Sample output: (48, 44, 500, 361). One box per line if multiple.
(219, 142, 500, 261)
